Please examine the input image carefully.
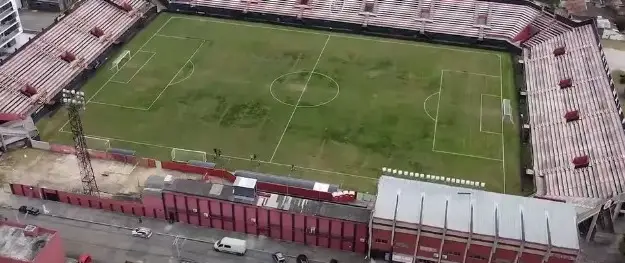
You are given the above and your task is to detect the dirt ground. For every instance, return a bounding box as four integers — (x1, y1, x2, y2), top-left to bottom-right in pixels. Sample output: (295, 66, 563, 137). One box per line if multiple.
(0, 148, 209, 197)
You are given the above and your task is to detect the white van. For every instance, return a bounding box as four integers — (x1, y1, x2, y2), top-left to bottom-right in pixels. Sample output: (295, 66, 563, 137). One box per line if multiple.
(213, 237, 247, 255)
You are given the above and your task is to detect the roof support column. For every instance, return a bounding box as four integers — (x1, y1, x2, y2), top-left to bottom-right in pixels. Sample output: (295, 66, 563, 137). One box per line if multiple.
(487, 207, 499, 263)
(513, 211, 526, 263)
(411, 195, 425, 263)
(437, 200, 449, 263)
(462, 205, 474, 263)
(541, 217, 553, 263)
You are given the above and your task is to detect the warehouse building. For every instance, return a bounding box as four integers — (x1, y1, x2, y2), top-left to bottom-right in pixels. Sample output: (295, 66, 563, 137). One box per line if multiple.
(370, 176, 580, 263)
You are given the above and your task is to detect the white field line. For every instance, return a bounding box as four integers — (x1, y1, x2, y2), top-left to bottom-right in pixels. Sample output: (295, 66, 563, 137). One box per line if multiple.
(423, 92, 439, 122)
(432, 70, 504, 162)
(443, 69, 501, 78)
(89, 101, 148, 111)
(57, 130, 373, 180)
(269, 34, 331, 162)
(57, 17, 175, 133)
(433, 149, 503, 161)
(115, 51, 156, 84)
(499, 54, 507, 193)
(431, 70, 445, 150)
(169, 61, 195, 86)
(170, 16, 501, 58)
(147, 40, 205, 110)
(154, 34, 190, 40)
(480, 94, 503, 134)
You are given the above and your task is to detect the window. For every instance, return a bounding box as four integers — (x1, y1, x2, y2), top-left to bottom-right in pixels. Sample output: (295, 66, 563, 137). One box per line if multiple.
(224, 245, 231, 248)
(375, 239, 388, 244)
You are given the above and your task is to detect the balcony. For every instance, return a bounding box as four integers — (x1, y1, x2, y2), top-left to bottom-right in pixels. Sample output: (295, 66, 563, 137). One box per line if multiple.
(0, 29, 20, 47)
(0, 7, 14, 22)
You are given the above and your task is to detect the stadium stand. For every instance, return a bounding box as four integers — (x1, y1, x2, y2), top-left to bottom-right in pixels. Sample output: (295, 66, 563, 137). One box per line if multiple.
(164, 0, 625, 208)
(0, 0, 154, 121)
(524, 24, 625, 200)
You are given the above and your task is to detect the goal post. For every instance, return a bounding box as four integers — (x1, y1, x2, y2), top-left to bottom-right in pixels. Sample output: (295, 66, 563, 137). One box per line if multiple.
(111, 50, 131, 72)
(171, 148, 207, 163)
(502, 99, 513, 124)
(84, 136, 111, 152)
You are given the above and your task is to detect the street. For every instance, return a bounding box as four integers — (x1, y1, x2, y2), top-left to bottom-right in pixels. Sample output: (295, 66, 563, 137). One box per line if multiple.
(3, 207, 279, 263)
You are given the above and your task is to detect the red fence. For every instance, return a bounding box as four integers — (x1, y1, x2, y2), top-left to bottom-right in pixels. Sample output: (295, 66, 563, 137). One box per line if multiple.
(163, 191, 368, 253)
(10, 184, 166, 220)
(161, 161, 236, 182)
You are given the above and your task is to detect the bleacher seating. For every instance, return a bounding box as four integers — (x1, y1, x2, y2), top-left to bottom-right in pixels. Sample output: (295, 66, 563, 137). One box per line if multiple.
(0, 0, 153, 119)
(524, 25, 625, 199)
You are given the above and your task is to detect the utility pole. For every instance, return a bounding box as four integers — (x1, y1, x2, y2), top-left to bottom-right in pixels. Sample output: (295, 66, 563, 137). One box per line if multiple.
(62, 89, 99, 196)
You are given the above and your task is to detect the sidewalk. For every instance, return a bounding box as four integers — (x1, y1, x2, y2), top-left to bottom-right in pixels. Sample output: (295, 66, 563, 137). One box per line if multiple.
(0, 192, 367, 263)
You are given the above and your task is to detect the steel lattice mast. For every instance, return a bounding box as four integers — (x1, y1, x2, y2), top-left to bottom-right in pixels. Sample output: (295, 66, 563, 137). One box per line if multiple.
(62, 89, 99, 196)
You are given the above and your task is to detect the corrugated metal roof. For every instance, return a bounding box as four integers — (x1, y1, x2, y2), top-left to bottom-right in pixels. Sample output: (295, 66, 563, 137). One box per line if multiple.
(164, 179, 371, 223)
(374, 176, 579, 250)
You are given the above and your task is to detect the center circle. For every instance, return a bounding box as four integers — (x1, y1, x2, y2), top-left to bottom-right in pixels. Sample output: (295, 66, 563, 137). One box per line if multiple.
(269, 71, 340, 108)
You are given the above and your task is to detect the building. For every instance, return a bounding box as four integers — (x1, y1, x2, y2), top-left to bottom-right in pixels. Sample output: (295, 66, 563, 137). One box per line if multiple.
(0, 221, 65, 263)
(370, 176, 580, 263)
(157, 176, 371, 253)
(0, 0, 23, 57)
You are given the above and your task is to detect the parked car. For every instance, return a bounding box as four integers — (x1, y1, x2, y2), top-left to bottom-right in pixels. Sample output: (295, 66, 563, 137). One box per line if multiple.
(296, 254, 309, 263)
(213, 237, 247, 255)
(272, 252, 287, 263)
(131, 227, 153, 238)
(18, 206, 40, 216)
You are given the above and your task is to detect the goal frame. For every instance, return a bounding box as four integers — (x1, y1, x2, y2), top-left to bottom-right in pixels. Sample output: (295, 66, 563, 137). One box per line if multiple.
(84, 136, 111, 151)
(111, 50, 131, 72)
(171, 148, 208, 163)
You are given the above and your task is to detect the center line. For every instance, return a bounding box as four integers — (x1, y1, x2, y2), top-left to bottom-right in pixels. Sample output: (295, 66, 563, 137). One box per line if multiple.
(269, 35, 331, 162)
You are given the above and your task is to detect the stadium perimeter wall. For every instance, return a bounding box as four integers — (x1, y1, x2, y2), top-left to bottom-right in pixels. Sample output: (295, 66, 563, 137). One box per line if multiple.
(10, 142, 369, 253)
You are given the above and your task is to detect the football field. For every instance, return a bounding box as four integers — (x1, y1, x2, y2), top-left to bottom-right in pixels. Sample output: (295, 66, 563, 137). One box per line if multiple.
(37, 13, 521, 194)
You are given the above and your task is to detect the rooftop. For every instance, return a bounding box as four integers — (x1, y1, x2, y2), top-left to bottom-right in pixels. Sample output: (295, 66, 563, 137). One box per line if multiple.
(374, 176, 580, 251)
(163, 178, 372, 223)
(0, 222, 54, 262)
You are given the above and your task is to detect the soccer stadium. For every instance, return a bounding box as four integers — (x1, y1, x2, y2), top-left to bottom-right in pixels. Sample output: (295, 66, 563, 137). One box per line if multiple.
(0, 0, 625, 262)
(3, 0, 625, 202)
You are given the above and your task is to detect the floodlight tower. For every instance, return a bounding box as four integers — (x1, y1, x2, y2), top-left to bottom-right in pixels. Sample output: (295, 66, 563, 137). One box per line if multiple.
(62, 89, 99, 196)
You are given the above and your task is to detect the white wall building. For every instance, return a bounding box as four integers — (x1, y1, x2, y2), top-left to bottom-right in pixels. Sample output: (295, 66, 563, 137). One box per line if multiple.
(0, 0, 23, 57)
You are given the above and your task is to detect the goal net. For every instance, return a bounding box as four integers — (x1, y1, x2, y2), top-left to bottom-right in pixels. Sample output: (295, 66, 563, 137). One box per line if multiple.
(502, 99, 513, 124)
(84, 136, 111, 152)
(111, 50, 131, 72)
(171, 148, 207, 163)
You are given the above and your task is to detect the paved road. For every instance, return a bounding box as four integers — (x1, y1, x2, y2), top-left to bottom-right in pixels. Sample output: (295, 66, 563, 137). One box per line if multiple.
(2, 208, 278, 263)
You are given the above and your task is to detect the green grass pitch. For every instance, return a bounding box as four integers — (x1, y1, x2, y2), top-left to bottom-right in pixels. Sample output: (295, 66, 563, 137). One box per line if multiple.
(37, 13, 521, 194)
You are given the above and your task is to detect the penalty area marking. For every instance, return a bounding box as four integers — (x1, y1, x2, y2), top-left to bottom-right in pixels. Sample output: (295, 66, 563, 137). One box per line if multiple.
(55, 130, 375, 181)
(423, 92, 439, 122)
(269, 70, 340, 108)
(432, 69, 505, 162)
(479, 93, 503, 135)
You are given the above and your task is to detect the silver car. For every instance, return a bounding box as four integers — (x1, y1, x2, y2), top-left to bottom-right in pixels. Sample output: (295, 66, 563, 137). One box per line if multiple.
(131, 227, 153, 238)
